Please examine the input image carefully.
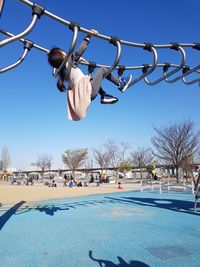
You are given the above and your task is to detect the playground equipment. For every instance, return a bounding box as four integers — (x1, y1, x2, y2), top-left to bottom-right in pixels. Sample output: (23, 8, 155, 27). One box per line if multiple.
(141, 176, 200, 213)
(0, 0, 199, 86)
(140, 179, 162, 193)
(194, 186, 200, 212)
(140, 177, 193, 194)
(194, 174, 200, 212)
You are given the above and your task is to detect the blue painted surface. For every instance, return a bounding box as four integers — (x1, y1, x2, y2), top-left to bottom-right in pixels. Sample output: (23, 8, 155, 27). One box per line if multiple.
(0, 190, 200, 267)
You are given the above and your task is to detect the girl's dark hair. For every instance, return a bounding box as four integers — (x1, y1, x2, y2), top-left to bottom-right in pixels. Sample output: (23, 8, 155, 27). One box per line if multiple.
(48, 47, 66, 92)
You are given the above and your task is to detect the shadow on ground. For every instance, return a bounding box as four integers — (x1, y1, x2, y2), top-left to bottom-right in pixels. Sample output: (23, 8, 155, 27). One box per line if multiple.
(105, 195, 199, 216)
(15, 194, 199, 217)
(0, 192, 199, 231)
(0, 201, 25, 231)
(89, 250, 150, 266)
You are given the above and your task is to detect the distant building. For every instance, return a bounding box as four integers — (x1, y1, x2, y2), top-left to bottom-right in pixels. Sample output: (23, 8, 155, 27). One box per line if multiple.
(7, 167, 17, 173)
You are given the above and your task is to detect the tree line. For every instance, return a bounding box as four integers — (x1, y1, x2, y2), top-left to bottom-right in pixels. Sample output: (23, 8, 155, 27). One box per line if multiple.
(1, 119, 200, 182)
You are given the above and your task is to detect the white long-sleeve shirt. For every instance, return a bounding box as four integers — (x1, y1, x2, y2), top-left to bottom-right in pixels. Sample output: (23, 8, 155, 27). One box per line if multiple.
(64, 38, 92, 121)
(65, 61, 85, 89)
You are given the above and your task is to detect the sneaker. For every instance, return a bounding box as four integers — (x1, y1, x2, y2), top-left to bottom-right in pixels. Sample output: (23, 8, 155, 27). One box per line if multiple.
(118, 74, 132, 92)
(100, 94, 118, 104)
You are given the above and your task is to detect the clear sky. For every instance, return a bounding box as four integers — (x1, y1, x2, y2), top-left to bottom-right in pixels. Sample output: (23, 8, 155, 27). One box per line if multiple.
(0, 0, 200, 170)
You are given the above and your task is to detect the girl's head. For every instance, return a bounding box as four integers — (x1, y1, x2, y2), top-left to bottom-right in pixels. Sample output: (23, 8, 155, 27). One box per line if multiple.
(48, 48, 66, 68)
(48, 48, 67, 92)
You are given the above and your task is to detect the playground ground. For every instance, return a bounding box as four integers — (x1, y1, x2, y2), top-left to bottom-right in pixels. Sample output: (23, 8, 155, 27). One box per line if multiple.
(0, 189, 199, 267)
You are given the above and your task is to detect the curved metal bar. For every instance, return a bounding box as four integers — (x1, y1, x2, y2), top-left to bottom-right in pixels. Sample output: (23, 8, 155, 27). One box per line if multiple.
(128, 47, 158, 87)
(182, 68, 200, 85)
(0, 48, 29, 73)
(54, 25, 79, 77)
(163, 64, 200, 84)
(0, 14, 38, 48)
(2, 0, 199, 86)
(0, 28, 178, 72)
(103, 40, 121, 77)
(18, 0, 195, 49)
(162, 46, 186, 83)
(144, 46, 186, 86)
(0, 28, 49, 53)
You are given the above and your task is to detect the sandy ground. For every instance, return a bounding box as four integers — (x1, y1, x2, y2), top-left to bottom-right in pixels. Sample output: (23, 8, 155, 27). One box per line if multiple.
(0, 183, 139, 207)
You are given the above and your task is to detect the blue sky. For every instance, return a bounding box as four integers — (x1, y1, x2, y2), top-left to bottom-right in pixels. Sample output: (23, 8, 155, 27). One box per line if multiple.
(0, 0, 200, 169)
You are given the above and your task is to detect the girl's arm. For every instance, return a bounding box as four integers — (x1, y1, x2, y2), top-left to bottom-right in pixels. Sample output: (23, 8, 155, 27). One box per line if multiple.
(75, 29, 98, 60)
(79, 57, 89, 64)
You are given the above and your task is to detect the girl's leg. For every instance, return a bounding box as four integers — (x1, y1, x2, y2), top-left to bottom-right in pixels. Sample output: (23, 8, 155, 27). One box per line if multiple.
(98, 87, 106, 96)
(90, 67, 119, 100)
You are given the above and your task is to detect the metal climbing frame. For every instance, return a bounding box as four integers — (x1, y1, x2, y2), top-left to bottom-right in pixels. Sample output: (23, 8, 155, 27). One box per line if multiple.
(0, 0, 199, 86)
(0, 28, 49, 73)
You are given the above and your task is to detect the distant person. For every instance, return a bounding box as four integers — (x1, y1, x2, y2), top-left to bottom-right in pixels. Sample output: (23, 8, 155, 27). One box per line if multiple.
(152, 168, 158, 180)
(117, 182, 123, 189)
(99, 174, 103, 184)
(51, 180, 57, 187)
(77, 181, 83, 187)
(11, 176, 17, 185)
(89, 174, 94, 183)
(68, 180, 74, 188)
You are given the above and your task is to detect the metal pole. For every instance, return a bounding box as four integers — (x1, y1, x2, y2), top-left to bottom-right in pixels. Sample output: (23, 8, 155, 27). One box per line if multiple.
(18, 1, 195, 49)
(163, 46, 187, 83)
(159, 180, 162, 194)
(54, 25, 79, 77)
(194, 199, 197, 212)
(0, 28, 182, 72)
(104, 40, 121, 77)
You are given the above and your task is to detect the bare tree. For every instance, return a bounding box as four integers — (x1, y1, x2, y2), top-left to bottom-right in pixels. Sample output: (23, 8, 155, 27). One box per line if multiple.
(180, 156, 195, 180)
(62, 149, 88, 177)
(130, 147, 153, 179)
(1, 146, 10, 173)
(92, 147, 111, 170)
(151, 120, 199, 182)
(104, 139, 131, 179)
(34, 154, 53, 175)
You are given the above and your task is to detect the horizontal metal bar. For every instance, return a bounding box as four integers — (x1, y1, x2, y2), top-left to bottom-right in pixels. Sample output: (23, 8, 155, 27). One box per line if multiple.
(0, 28, 182, 72)
(2, 1, 199, 84)
(0, 28, 49, 53)
(18, 0, 196, 49)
